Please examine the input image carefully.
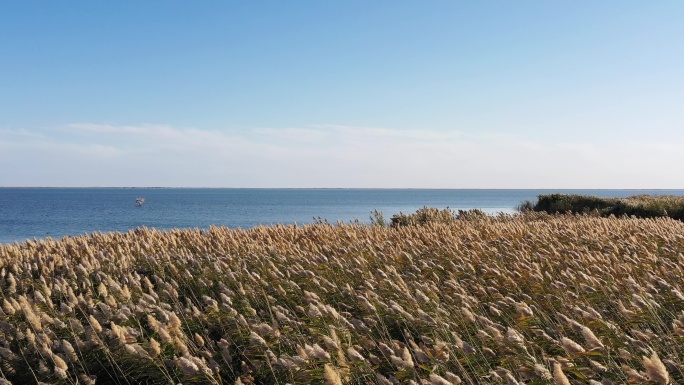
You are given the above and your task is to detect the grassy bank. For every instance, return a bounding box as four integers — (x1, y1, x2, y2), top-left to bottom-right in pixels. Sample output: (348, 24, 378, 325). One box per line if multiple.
(1, 213, 683, 384)
(520, 194, 684, 220)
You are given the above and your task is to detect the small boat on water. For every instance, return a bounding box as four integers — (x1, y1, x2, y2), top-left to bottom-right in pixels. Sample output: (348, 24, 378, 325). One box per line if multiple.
(135, 198, 145, 207)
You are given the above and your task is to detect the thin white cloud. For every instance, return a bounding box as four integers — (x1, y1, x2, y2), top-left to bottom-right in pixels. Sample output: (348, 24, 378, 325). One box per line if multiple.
(1, 124, 682, 187)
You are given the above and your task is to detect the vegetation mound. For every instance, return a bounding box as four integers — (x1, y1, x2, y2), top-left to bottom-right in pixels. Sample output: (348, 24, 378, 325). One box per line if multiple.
(385, 207, 488, 227)
(519, 193, 684, 220)
(1, 213, 684, 384)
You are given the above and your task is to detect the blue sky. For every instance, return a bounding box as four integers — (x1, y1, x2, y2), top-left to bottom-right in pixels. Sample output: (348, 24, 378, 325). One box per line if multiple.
(1, 1, 683, 187)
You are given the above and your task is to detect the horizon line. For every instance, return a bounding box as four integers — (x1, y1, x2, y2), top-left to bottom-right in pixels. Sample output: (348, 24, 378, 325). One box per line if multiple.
(1, 186, 682, 190)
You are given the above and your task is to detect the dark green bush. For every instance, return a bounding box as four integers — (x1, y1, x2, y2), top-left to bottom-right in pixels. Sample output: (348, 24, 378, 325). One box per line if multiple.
(389, 207, 488, 227)
(515, 200, 535, 212)
(524, 194, 684, 220)
(390, 207, 456, 227)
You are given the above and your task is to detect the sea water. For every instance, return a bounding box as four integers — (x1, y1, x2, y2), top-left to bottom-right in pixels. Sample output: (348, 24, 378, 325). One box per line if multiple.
(1, 188, 682, 244)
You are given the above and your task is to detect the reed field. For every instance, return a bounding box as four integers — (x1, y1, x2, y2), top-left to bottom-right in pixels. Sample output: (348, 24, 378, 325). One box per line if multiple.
(1, 212, 684, 384)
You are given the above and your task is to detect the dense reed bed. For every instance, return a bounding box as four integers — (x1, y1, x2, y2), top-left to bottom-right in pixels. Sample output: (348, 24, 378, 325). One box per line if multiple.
(1, 213, 684, 384)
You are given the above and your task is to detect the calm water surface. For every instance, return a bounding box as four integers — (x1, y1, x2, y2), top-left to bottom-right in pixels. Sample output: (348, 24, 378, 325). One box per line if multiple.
(1, 188, 682, 244)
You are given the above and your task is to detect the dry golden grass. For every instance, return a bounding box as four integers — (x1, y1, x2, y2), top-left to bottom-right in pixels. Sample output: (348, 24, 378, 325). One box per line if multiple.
(1, 212, 683, 384)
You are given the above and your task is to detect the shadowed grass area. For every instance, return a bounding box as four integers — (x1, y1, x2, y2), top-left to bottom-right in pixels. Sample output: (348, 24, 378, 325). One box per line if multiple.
(0, 212, 683, 384)
(520, 194, 684, 220)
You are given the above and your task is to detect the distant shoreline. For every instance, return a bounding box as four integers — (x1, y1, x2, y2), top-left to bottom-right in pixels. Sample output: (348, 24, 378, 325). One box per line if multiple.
(0, 187, 681, 190)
